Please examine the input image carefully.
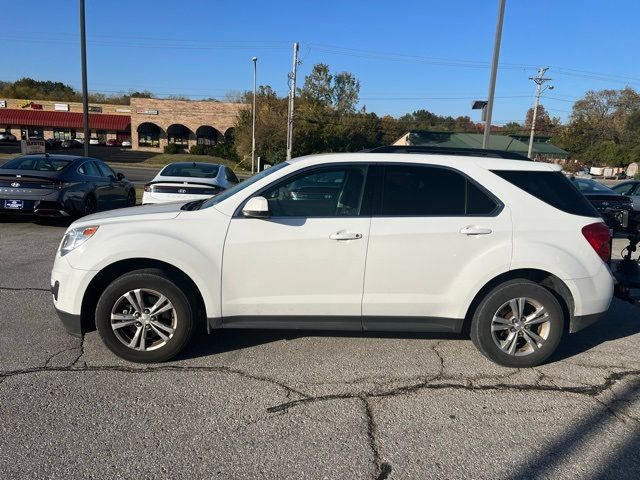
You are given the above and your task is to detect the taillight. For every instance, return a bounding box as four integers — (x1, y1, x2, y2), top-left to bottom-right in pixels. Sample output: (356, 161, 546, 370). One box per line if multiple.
(53, 181, 71, 190)
(144, 184, 152, 192)
(582, 222, 611, 262)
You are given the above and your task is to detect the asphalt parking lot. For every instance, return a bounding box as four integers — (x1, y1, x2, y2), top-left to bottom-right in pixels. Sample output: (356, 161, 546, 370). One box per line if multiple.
(1, 218, 639, 479)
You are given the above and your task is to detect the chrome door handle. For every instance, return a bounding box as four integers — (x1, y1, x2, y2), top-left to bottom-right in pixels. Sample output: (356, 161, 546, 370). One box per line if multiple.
(460, 225, 492, 235)
(329, 231, 363, 240)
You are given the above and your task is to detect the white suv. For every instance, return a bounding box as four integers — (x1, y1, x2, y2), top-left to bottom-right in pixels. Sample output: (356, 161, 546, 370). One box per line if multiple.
(51, 150, 614, 367)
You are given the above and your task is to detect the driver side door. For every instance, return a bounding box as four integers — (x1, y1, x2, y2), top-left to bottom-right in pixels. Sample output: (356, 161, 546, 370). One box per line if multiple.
(221, 164, 372, 329)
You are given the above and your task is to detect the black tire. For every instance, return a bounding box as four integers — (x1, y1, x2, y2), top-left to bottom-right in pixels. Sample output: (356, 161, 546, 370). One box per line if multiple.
(126, 188, 136, 207)
(81, 194, 97, 217)
(470, 279, 564, 368)
(95, 268, 195, 363)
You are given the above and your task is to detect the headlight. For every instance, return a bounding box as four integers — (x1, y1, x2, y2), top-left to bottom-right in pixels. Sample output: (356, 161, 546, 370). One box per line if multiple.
(59, 226, 99, 256)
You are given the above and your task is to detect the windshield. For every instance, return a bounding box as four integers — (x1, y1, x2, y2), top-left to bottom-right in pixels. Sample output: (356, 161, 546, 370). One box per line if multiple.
(201, 162, 291, 209)
(161, 163, 220, 178)
(2, 156, 71, 171)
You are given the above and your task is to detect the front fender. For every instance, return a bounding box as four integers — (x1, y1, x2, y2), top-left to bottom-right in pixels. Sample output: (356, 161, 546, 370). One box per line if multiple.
(65, 215, 228, 318)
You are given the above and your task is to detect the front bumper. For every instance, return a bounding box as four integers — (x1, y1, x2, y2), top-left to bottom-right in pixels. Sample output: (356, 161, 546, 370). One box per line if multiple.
(51, 255, 98, 333)
(54, 305, 83, 337)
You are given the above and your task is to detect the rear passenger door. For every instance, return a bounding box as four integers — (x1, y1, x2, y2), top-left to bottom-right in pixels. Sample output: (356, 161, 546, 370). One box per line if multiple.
(78, 160, 110, 211)
(95, 161, 127, 209)
(362, 163, 512, 331)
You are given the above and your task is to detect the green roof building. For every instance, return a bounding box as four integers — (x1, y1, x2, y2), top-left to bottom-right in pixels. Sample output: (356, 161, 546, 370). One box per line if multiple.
(393, 131, 568, 160)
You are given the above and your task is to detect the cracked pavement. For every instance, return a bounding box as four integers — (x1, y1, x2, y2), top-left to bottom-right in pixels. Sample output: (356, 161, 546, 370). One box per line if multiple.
(1, 220, 640, 479)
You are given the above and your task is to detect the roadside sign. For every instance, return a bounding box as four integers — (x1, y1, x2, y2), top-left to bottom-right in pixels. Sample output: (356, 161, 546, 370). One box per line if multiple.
(21, 139, 46, 154)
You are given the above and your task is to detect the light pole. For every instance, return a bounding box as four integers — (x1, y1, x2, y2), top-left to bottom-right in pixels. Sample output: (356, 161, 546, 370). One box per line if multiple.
(251, 56, 257, 174)
(286, 42, 300, 161)
(527, 67, 553, 159)
(80, 0, 90, 156)
(482, 0, 506, 149)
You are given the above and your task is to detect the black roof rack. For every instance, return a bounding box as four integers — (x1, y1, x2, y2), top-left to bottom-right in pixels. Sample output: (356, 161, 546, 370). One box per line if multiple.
(368, 145, 532, 161)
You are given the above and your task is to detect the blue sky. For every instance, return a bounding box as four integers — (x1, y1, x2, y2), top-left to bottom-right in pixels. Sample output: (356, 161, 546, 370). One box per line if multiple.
(3, 0, 640, 125)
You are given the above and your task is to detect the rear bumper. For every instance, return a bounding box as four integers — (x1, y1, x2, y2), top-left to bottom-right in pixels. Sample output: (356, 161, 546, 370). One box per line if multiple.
(0, 197, 70, 216)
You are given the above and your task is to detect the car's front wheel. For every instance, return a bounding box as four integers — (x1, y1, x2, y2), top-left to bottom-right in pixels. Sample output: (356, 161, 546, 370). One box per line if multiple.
(95, 269, 195, 362)
(127, 189, 136, 207)
(470, 279, 564, 368)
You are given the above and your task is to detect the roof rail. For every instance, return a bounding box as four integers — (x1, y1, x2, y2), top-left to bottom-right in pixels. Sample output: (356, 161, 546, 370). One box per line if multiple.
(368, 145, 532, 161)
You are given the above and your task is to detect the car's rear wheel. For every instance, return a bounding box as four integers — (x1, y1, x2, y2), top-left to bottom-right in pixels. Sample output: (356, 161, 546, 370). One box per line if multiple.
(470, 279, 564, 368)
(95, 269, 195, 362)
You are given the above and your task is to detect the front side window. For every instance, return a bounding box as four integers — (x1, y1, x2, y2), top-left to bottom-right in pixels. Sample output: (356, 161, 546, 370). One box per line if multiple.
(262, 166, 368, 217)
(612, 182, 637, 196)
(202, 162, 291, 209)
(380, 165, 497, 216)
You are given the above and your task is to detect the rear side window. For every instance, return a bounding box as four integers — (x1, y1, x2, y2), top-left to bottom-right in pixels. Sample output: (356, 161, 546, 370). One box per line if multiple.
(78, 161, 100, 176)
(493, 170, 598, 217)
(95, 162, 116, 178)
(380, 165, 499, 216)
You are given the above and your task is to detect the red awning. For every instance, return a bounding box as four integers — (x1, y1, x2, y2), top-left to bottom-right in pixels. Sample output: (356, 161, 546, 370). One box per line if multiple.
(0, 109, 130, 131)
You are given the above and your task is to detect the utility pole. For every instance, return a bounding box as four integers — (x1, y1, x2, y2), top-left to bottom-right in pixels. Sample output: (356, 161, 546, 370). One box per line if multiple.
(79, 0, 90, 156)
(527, 67, 553, 159)
(286, 42, 300, 161)
(251, 57, 257, 174)
(482, 0, 506, 149)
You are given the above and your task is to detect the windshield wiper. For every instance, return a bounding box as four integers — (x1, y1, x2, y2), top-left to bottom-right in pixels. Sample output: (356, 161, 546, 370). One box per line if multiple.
(181, 199, 206, 211)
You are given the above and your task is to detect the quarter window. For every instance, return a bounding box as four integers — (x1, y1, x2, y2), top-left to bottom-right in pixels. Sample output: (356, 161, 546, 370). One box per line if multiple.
(261, 166, 368, 217)
(380, 165, 497, 216)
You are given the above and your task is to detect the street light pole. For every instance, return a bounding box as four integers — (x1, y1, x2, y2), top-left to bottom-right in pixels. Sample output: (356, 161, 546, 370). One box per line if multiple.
(79, 0, 90, 156)
(527, 67, 552, 159)
(482, 0, 506, 149)
(251, 56, 257, 174)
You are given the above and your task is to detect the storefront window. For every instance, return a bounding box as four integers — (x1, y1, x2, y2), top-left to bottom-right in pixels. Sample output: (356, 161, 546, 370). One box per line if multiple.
(137, 123, 161, 147)
(54, 129, 74, 140)
(167, 124, 190, 148)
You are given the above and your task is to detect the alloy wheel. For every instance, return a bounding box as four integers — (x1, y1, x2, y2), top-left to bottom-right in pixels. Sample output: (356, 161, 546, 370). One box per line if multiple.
(110, 288, 177, 351)
(490, 297, 551, 356)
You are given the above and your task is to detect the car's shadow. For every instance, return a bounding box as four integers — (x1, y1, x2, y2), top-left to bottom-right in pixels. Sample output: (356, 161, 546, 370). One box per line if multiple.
(176, 328, 463, 361)
(175, 299, 640, 364)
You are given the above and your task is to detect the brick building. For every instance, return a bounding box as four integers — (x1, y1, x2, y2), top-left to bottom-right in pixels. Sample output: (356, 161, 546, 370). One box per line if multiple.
(0, 97, 245, 151)
(130, 98, 245, 152)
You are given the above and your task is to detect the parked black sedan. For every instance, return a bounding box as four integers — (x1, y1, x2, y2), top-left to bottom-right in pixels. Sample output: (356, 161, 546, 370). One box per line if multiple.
(0, 154, 136, 217)
(570, 176, 632, 231)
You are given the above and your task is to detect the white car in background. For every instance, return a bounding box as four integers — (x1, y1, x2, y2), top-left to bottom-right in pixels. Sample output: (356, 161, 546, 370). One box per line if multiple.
(121, 139, 132, 148)
(142, 161, 239, 204)
(52, 148, 614, 367)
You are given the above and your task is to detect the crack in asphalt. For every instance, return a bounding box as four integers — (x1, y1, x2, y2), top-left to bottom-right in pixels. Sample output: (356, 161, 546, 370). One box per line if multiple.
(362, 397, 392, 480)
(71, 335, 86, 368)
(43, 346, 81, 369)
(266, 368, 640, 414)
(0, 364, 310, 401)
(0, 286, 50, 292)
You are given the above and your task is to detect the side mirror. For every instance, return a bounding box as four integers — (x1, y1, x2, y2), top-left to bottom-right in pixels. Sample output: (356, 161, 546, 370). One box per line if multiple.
(242, 196, 269, 218)
(116, 172, 125, 181)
